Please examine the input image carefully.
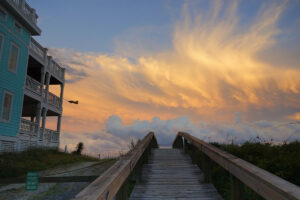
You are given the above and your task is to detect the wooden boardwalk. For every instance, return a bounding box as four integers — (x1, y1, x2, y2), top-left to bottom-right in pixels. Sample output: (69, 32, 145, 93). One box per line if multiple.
(130, 148, 223, 200)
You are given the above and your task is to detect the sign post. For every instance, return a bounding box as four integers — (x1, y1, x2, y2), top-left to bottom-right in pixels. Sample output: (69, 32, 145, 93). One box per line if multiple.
(26, 171, 39, 191)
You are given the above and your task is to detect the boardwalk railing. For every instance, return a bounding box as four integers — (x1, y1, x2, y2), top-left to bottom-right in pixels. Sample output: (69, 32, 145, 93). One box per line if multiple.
(74, 132, 158, 200)
(173, 132, 300, 200)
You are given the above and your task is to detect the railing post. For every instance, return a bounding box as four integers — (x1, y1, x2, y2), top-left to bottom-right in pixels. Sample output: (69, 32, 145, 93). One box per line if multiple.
(184, 138, 188, 153)
(230, 175, 244, 200)
(173, 136, 183, 149)
(116, 179, 128, 200)
(202, 154, 212, 183)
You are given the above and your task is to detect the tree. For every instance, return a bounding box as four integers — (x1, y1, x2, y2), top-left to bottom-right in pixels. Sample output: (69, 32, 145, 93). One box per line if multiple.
(74, 142, 84, 155)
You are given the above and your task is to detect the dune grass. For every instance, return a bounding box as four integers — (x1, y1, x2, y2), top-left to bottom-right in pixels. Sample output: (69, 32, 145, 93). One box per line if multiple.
(188, 141, 300, 200)
(0, 148, 100, 178)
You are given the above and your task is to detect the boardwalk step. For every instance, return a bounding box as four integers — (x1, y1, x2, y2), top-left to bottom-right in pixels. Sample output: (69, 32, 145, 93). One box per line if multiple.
(129, 148, 223, 200)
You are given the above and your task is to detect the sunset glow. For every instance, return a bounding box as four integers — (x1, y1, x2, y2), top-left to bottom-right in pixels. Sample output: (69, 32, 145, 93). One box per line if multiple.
(31, 0, 300, 155)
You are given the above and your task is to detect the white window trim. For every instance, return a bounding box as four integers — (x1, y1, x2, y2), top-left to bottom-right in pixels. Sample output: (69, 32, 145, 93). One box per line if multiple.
(1, 90, 14, 123)
(0, 6, 7, 21)
(8, 42, 20, 73)
(0, 32, 4, 62)
(14, 21, 22, 34)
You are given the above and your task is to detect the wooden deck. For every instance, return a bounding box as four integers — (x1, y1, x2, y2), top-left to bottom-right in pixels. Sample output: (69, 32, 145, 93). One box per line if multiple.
(130, 148, 223, 200)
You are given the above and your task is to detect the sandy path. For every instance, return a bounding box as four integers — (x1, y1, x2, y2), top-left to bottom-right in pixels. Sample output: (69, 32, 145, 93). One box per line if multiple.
(0, 160, 115, 200)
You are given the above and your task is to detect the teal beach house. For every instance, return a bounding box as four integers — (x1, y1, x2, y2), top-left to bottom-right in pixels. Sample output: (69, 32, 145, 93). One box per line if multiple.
(0, 0, 65, 153)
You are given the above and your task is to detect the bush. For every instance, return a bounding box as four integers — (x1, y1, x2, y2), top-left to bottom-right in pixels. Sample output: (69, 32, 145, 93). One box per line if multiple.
(187, 141, 300, 200)
(0, 148, 98, 178)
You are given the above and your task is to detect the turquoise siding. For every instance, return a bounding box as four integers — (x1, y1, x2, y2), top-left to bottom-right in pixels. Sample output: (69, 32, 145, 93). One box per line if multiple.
(0, 9, 30, 137)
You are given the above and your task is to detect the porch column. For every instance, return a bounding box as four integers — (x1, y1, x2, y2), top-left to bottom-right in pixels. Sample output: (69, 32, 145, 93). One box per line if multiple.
(41, 108, 48, 143)
(57, 114, 62, 146)
(40, 67, 46, 95)
(57, 114, 62, 133)
(59, 83, 64, 108)
(35, 103, 42, 137)
(45, 73, 50, 103)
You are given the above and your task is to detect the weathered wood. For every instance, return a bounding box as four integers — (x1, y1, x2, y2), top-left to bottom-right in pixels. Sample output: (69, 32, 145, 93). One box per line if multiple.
(130, 149, 223, 200)
(230, 175, 244, 200)
(172, 135, 183, 149)
(202, 154, 212, 183)
(176, 132, 300, 200)
(74, 132, 158, 200)
(0, 176, 98, 184)
(184, 138, 188, 153)
(116, 179, 129, 200)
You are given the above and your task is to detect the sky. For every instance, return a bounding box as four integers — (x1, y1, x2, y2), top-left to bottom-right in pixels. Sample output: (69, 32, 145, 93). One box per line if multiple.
(27, 0, 300, 156)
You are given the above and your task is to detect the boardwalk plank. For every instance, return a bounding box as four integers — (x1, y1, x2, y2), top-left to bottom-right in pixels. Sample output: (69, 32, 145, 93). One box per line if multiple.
(129, 149, 223, 200)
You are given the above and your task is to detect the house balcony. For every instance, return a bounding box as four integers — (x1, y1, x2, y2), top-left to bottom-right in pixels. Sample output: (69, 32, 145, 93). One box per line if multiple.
(48, 60, 65, 81)
(19, 119, 59, 143)
(29, 38, 47, 64)
(3, 0, 41, 35)
(42, 90, 61, 110)
(19, 118, 38, 137)
(25, 75, 42, 96)
(25, 75, 62, 111)
(44, 128, 59, 143)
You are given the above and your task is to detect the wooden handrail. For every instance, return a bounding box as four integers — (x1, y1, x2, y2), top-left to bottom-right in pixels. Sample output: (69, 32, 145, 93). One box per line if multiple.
(74, 132, 158, 200)
(173, 132, 300, 200)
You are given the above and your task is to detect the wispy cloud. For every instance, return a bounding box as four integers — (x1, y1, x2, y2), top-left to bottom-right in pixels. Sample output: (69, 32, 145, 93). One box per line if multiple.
(47, 0, 300, 154)
(61, 114, 300, 156)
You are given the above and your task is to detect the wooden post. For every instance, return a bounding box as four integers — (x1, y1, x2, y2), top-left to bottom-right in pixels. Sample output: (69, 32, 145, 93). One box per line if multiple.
(190, 145, 198, 164)
(202, 154, 212, 183)
(230, 175, 244, 200)
(135, 160, 143, 183)
(173, 136, 183, 149)
(116, 179, 129, 200)
(184, 138, 188, 153)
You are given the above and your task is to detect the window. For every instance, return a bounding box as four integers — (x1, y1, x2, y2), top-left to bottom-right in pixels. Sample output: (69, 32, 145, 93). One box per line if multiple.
(1, 91, 13, 121)
(8, 43, 19, 72)
(0, 7, 6, 20)
(14, 22, 22, 34)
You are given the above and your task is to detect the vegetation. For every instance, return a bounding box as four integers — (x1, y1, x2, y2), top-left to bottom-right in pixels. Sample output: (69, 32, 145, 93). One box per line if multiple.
(73, 142, 84, 155)
(188, 141, 300, 200)
(0, 148, 99, 178)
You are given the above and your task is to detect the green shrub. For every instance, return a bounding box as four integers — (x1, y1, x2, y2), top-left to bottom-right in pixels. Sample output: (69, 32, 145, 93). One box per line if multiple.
(0, 148, 99, 178)
(187, 141, 300, 200)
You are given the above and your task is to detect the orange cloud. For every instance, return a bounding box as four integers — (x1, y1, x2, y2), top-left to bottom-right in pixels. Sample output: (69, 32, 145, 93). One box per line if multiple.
(48, 0, 300, 138)
(287, 113, 300, 121)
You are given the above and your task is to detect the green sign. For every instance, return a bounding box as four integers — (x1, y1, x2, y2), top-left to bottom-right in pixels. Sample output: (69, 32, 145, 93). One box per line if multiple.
(26, 171, 39, 191)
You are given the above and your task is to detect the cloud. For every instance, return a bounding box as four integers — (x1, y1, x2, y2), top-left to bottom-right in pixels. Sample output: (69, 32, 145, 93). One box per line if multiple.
(46, 1, 300, 154)
(60, 131, 130, 157)
(47, 48, 90, 83)
(59, 113, 300, 157)
(105, 114, 300, 145)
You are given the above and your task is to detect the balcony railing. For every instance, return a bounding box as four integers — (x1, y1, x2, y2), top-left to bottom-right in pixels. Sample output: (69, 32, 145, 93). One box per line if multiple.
(44, 129, 59, 143)
(19, 118, 38, 137)
(25, 75, 42, 95)
(49, 60, 65, 80)
(30, 38, 47, 62)
(47, 91, 61, 108)
(9, 0, 38, 24)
